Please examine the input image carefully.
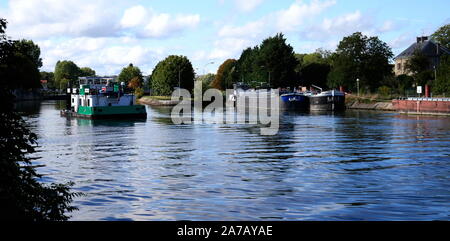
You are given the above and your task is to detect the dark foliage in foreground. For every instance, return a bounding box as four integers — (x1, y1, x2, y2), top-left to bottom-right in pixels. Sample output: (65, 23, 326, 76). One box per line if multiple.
(0, 18, 79, 221)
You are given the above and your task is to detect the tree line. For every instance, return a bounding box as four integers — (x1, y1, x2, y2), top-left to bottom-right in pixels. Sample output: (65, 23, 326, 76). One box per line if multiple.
(31, 23, 450, 98)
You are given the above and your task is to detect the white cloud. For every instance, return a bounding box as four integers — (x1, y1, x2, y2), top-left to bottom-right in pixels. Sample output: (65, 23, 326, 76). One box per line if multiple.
(119, 5, 201, 38)
(144, 13, 200, 38)
(5, 0, 121, 39)
(235, 0, 264, 12)
(218, 0, 336, 40)
(218, 20, 266, 38)
(276, 0, 336, 32)
(120, 5, 148, 28)
(212, 0, 336, 62)
(299, 10, 377, 41)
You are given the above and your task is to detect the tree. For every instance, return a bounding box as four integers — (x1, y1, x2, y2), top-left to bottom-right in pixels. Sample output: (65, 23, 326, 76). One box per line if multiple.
(295, 49, 333, 88)
(195, 73, 215, 94)
(118, 63, 143, 87)
(40, 71, 55, 89)
(405, 50, 433, 86)
(234, 33, 299, 88)
(257, 33, 299, 88)
(300, 63, 331, 89)
(432, 55, 450, 95)
(54, 60, 81, 89)
(0, 38, 42, 90)
(211, 59, 236, 90)
(431, 24, 450, 49)
(79, 67, 96, 77)
(327, 32, 394, 92)
(151, 55, 195, 96)
(13, 39, 42, 69)
(1, 18, 78, 221)
(5, 50, 41, 89)
(235, 47, 260, 86)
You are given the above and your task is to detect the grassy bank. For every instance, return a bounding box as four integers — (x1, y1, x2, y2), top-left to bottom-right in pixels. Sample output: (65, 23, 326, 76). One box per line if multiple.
(137, 96, 179, 106)
(345, 94, 394, 111)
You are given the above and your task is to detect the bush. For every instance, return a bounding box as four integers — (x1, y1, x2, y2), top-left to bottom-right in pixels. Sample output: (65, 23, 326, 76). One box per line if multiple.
(378, 85, 391, 97)
(134, 87, 144, 98)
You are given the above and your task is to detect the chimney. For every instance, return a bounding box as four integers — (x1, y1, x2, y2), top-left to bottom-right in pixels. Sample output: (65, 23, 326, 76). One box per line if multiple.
(416, 36, 429, 43)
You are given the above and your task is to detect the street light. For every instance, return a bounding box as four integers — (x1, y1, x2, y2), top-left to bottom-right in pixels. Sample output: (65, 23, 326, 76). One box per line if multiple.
(168, 61, 181, 96)
(204, 61, 215, 75)
(356, 78, 360, 97)
(260, 65, 271, 89)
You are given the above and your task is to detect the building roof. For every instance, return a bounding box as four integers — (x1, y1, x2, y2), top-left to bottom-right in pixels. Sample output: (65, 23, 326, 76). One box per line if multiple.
(395, 37, 450, 59)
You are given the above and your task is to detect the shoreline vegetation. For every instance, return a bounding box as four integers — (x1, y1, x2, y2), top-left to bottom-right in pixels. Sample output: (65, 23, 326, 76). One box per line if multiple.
(1, 13, 449, 221)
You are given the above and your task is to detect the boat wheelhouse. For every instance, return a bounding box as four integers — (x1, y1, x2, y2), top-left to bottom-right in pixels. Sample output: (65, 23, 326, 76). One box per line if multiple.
(61, 76, 146, 119)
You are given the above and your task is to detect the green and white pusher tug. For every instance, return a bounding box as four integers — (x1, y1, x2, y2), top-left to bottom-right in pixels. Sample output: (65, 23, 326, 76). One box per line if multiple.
(61, 76, 147, 119)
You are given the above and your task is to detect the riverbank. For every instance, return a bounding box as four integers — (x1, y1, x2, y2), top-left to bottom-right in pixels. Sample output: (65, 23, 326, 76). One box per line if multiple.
(345, 94, 394, 111)
(137, 96, 179, 106)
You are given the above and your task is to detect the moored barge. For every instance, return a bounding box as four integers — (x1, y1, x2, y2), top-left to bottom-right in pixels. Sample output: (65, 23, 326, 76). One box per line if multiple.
(61, 76, 147, 119)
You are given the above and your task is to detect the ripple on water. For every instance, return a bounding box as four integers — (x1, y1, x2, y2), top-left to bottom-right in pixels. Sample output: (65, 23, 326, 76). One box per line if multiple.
(20, 101, 450, 220)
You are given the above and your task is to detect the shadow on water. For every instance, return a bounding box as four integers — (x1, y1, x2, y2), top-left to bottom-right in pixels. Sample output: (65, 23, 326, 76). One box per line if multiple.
(19, 101, 450, 220)
(75, 118, 145, 127)
(13, 100, 42, 116)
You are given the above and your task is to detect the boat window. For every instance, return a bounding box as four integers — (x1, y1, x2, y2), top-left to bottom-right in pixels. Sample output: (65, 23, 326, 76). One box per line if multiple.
(87, 99, 90, 107)
(72, 98, 74, 103)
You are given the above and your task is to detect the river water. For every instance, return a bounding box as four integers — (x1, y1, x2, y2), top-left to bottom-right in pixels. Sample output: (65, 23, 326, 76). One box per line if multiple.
(16, 100, 450, 221)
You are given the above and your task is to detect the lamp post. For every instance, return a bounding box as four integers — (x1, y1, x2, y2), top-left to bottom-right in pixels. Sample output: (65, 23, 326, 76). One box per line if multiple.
(178, 67, 181, 97)
(356, 78, 360, 97)
(168, 60, 181, 96)
(204, 61, 214, 75)
(260, 65, 271, 89)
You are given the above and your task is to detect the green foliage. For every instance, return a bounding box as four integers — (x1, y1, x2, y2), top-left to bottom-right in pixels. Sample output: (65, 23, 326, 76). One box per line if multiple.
(432, 55, 450, 95)
(257, 33, 299, 88)
(118, 63, 143, 87)
(5, 51, 41, 89)
(211, 59, 236, 90)
(0, 35, 41, 89)
(377, 85, 391, 97)
(196, 73, 215, 88)
(195, 73, 215, 94)
(327, 32, 394, 92)
(300, 63, 331, 89)
(13, 39, 42, 69)
(151, 55, 195, 96)
(1, 18, 78, 221)
(295, 49, 332, 88)
(405, 50, 433, 86)
(54, 60, 81, 89)
(79, 67, 96, 77)
(235, 47, 260, 86)
(431, 23, 450, 49)
(134, 87, 144, 98)
(235, 33, 299, 88)
(40, 71, 54, 88)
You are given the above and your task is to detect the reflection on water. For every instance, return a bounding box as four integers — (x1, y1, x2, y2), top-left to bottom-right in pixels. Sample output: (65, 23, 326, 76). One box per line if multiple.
(18, 100, 450, 220)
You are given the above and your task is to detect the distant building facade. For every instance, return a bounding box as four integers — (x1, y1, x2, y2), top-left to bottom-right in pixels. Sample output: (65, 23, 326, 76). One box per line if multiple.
(394, 36, 450, 76)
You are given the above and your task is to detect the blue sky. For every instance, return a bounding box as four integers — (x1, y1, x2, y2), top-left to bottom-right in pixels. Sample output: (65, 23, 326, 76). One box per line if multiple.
(0, 0, 448, 75)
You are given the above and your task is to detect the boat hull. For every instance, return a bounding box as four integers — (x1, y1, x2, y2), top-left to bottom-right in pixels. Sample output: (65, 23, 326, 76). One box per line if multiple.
(61, 105, 147, 119)
(309, 94, 345, 111)
(280, 93, 309, 111)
